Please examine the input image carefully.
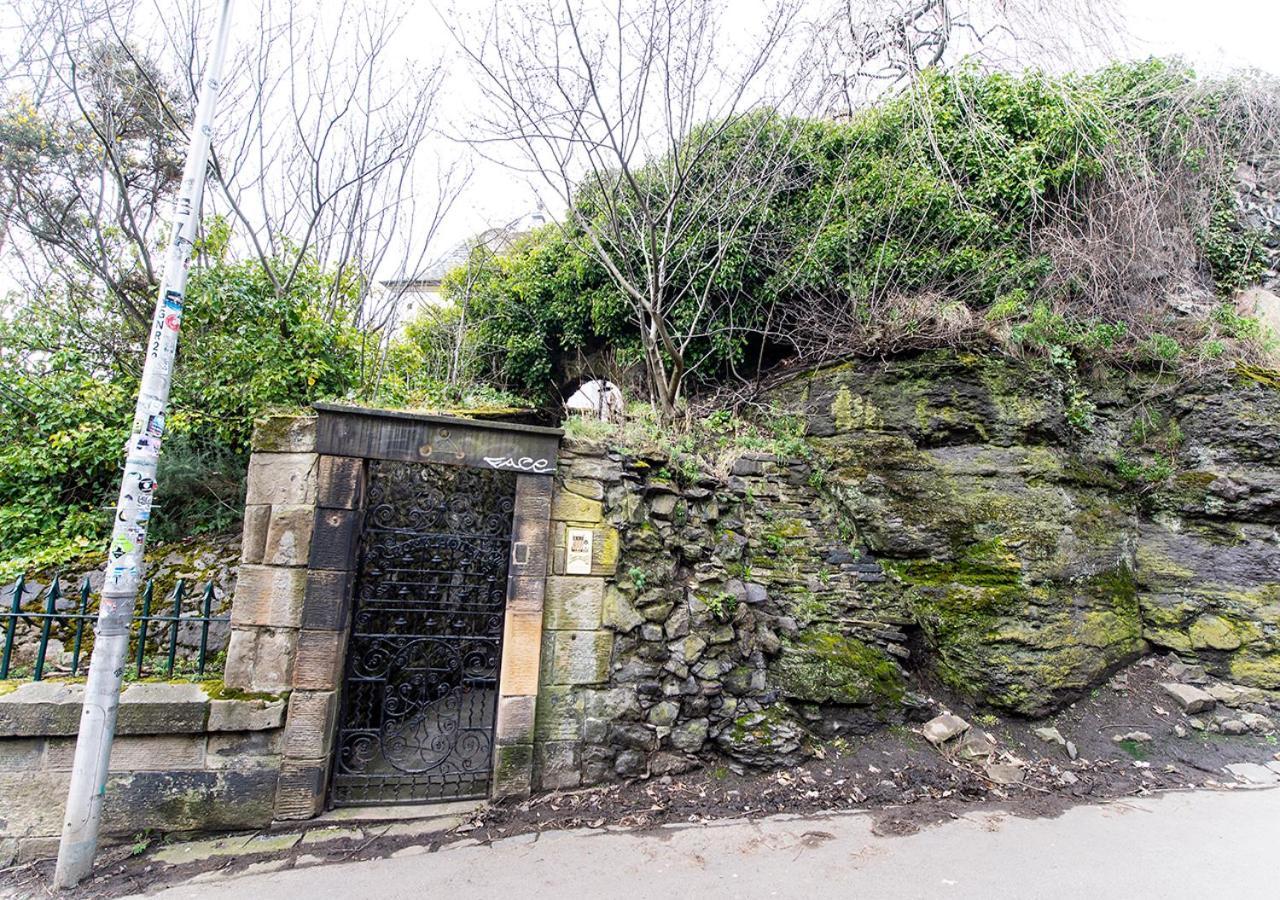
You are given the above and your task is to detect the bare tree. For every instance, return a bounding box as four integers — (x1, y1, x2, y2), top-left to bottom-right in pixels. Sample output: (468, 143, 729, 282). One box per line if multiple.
(448, 0, 822, 418)
(813, 0, 1124, 116)
(0, 0, 460, 375)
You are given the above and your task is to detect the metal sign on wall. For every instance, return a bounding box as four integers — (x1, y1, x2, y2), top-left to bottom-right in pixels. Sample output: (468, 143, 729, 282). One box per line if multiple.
(565, 527, 594, 574)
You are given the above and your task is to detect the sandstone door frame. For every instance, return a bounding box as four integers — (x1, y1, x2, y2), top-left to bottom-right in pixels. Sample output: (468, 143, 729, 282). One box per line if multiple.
(274, 404, 559, 818)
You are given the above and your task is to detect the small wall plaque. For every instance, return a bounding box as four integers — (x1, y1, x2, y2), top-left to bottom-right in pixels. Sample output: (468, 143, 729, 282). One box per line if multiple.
(565, 527, 594, 574)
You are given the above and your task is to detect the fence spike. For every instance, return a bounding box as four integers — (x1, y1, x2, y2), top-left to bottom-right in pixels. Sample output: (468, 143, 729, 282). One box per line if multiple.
(0, 574, 24, 679)
(71, 578, 91, 677)
(167, 580, 185, 678)
(34, 576, 60, 681)
(198, 582, 214, 676)
(135, 581, 153, 679)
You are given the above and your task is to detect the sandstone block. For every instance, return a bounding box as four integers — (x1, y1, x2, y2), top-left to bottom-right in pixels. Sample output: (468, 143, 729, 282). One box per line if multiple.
(533, 685, 584, 742)
(240, 504, 271, 565)
(308, 508, 361, 570)
(0, 771, 70, 836)
(207, 698, 287, 732)
(283, 690, 338, 760)
(544, 577, 605, 631)
(563, 477, 604, 500)
(292, 629, 347, 691)
(316, 455, 365, 509)
(245, 452, 318, 506)
(45, 734, 206, 772)
(535, 741, 581, 790)
(550, 490, 603, 524)
(0, 737, 44, 772)
(251, 414, 317, 453)
(495, 694, 537, 745)
(205, 730, 284, 769)
(301, 569, 354, 631)
(263, 505, 316, 567)
(0, 682, 84, 736)
(230, 564, 307, 629)
(545, 630, 612, 685)
(500, 609, 544, 696)
(1161, 682, 1216, 713)
(223, 626, 298, 693)
(274, 758, 328, 820)
(99, 769, 278, 836)
(117, 683, 211, 734)
(492, 743, 533, 798)
(510, 505, 551, 578)
(0, 682, 212, 737)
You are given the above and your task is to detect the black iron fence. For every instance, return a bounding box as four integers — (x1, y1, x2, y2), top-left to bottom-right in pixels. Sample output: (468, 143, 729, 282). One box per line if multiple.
(0, 575, 230, 682)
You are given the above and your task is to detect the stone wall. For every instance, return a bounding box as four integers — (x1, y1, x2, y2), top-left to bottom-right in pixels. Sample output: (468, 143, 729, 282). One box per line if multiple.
(531, 353, 1280, 783)
(531, 437, 919, 787)
(0, 681, 285, 865)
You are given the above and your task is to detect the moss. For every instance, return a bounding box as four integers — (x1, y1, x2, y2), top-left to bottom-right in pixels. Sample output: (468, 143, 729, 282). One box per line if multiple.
(0, 680, 18, 696)
(830, 386, 884, 431)
(1188, 614, 1261, 651)
(1115, 739, 1149, 760)
(728, 702, 801, 743)
(1235, 363, 1280, 389)
(889, 537, 1023, 590)
(772, 628, 905, 706)
(201, 680, 287, 703)
(250, 412, 314, 451)
(1228, 654, 1280, 689)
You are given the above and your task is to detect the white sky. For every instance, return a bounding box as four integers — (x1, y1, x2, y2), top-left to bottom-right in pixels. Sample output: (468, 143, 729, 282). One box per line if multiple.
(427, 0, 1280, 254)
(1123, 0, 1280, 75)
(2, 0, 1279, 290)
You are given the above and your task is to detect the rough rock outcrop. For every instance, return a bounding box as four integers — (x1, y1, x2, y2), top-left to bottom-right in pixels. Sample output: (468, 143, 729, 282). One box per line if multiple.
(789, 352, 1280, 712)
(555, 351, 1279, 778)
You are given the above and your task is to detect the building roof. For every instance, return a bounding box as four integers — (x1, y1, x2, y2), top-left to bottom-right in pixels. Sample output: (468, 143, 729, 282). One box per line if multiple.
(380, 210, 548, 289)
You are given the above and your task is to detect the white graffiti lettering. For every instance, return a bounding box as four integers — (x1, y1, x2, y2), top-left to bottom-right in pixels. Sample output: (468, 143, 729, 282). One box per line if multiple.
(483, 455, 552, 473)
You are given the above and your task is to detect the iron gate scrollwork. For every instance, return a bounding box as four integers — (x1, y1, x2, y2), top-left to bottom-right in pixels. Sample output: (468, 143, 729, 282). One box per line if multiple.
(331, 460, 516, 806)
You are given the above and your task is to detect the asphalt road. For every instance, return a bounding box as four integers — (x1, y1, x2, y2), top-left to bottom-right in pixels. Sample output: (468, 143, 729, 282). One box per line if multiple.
(137, 787, 1280, 900)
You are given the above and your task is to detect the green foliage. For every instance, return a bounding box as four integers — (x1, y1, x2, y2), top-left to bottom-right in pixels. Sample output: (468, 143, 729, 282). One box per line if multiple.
(704, 591, 738, 621)
(172, 248, 367, 452)
(443, 232, 627, 400)
(438, 60, 1270, 399)
(628, 566, 648, 591)
(0, 233, 368, 572)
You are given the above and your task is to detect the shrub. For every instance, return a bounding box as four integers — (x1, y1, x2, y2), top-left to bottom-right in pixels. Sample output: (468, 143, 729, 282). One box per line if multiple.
(435, 60, 1273, 399)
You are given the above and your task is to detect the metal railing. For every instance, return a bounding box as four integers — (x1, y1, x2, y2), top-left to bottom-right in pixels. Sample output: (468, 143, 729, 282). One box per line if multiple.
(0, 574, 229, 681)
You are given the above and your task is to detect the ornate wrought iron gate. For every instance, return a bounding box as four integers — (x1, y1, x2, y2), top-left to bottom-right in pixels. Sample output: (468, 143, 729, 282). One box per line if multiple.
(330, 460, 517, 806)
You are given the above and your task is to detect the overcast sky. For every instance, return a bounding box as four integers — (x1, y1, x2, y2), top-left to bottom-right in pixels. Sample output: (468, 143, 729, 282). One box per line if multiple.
(3, 0, 1278, 291)
(429, 0, 1280, 255)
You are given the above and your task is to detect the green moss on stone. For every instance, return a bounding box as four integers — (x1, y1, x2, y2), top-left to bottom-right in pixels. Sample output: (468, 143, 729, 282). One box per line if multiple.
(201, 680, 287, 703)
(772, 628, 905, 706)
(250, 412, 314, 451)
(1229, 654, 1280, 689)
(729, 702, 800, 743)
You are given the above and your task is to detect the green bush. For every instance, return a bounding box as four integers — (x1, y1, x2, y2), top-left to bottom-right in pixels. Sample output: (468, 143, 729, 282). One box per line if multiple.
(439, 60, 1270, 400)
(0, 238, 368, 574)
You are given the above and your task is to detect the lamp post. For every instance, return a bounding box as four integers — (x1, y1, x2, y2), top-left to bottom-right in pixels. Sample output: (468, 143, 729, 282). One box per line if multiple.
(53, 1, 236, 887)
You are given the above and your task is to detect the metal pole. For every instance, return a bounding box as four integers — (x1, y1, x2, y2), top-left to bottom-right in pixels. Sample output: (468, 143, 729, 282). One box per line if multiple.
(54, 1, 235, 886)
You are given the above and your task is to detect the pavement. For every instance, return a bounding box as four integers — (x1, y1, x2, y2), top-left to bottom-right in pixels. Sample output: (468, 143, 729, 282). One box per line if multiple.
(129, 786, 1280, 900)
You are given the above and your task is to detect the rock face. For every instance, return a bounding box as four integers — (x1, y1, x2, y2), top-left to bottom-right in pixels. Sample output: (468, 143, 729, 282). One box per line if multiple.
(561, 350, 1279, 780)
(784, 352, 1280, 714)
